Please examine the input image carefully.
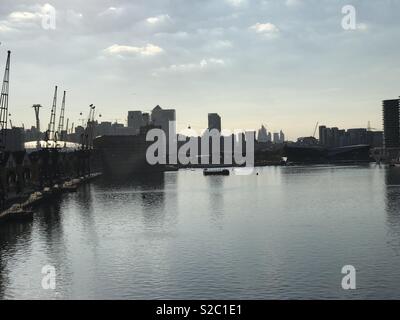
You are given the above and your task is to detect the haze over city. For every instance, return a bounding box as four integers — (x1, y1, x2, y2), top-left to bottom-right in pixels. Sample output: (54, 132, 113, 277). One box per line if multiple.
(0, 0, 399, 140)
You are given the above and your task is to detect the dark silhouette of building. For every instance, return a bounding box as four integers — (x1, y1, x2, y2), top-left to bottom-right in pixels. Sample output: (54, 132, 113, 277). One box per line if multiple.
(318, 125, 381, 148)
(383, 99, 400, 150)
(128, 111, 144, 134)
(208, 113, 221, 132)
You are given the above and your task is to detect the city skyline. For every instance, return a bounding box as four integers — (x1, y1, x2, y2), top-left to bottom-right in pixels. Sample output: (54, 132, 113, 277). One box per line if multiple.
(1, 0, 399, 140)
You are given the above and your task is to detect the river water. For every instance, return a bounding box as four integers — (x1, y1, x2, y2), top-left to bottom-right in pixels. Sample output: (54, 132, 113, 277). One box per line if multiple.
(1, 165, 400, 299)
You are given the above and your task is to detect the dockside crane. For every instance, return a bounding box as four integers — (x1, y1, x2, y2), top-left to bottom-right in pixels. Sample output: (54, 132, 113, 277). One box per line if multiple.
(312, 121, 319, 138)
(65, 118, 69, 136)
(32, 104, 42, 148)
(83, 104, 96, 149)
(57, 91, 66, 141)
(0, 50, 10, 151)
(47, 85, 58, 143)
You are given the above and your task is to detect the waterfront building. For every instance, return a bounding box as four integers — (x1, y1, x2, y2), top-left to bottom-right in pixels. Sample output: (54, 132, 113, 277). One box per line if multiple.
(128, 111, 144, 134)
(382, 99, 400, 153)
(318, 125, 380, 148)
(208, 113, 221, 132)
(151, 105, 176, 137)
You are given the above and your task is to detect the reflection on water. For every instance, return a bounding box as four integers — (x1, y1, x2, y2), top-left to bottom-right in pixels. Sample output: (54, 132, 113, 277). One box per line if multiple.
(2, 166, 400, 299)
(385, 169, 400, 255)
(206, 175, 225, 227)
(0, 221, 34, 298)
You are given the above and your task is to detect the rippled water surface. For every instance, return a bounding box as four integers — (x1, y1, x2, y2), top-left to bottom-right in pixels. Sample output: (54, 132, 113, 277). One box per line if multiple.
(1, 165, 400, 299)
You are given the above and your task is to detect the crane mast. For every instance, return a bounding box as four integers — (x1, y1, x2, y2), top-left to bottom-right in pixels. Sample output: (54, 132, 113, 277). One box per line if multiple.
(58, 91, 66, 140)
(48, 85, 58, 142)
(32, 104, 42, 148)
(0, 51, 11, 150)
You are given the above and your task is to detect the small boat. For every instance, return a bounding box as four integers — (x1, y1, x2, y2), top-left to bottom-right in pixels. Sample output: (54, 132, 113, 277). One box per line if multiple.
(62, 181, 78, 192)
(2, 204, 34, 222)
(203, 168, 230, 176)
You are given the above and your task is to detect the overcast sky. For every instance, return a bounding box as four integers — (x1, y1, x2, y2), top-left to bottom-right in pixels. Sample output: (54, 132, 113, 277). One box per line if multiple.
(0, 0, 399, 139)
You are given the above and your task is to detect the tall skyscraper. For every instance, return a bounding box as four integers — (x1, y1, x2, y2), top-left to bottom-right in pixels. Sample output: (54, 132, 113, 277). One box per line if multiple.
(319, 125, 327, 146)
(383, 99, 400, 151)
(257, 125, 268, 142)
(208, 113, 221, 132)
(128, 111, 144, 134)
(273, 132, 280, 143)
(279, 130, 285, 143)
(142, 113, 150, 126)
(151, 105, 176, 147)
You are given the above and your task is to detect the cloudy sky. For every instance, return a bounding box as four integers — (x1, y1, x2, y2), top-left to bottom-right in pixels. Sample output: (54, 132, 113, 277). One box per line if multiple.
(0, 0, 399, 139)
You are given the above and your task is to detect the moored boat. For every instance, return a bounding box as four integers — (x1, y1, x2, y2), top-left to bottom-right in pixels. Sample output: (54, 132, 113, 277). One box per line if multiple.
(203, 168, 230, 176)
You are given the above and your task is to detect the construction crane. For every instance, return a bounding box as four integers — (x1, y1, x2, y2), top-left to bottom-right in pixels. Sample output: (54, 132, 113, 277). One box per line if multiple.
(47, 85, 58, 142)
(86, 104, 96, 149)
(312, 121, 319, 138)
(32, 104, 42, 148)
(57, 90, 66, 141)
(0, 50, 10, 151)
(65, 118, 69, 137)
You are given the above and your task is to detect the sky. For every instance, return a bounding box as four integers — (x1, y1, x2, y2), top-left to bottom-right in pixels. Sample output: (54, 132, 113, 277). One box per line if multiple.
(0, 0, 399, 140)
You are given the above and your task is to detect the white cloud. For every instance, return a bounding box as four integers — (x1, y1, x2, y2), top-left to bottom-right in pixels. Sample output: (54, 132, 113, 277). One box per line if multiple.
(104, 44, 164, 57)
(226, 0, 247, 7)
(0, 23, 13, 33)
(146, 14, 171, 25)
(154, 58, 226, 75)
(8, 11, 39, 22)
(250, 22, 279, 38)
(99, 7, 124, 17)
(2, 4, 55, 30)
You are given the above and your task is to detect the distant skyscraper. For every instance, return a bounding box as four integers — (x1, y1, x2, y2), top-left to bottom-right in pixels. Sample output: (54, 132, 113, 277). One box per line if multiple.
(257, 125, 268, 142)
(128, 111, 144, 134)
(383, 99, 400, 150)
(279, 130, 285, 143)
(142, 113, 150, 126)
(273, 132, 280, 143)
(151, 105, 176, 147)
(208, 113, 221, 132)
(267, 132, 272, 142)
(319, 125, 327, 146)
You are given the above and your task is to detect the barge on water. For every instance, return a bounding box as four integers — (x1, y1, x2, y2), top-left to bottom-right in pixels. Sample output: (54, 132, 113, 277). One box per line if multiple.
(203, 168, 230, 176)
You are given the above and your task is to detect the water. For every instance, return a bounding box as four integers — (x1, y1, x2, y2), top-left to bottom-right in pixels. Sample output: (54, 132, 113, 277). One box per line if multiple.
(1, 165, 400, 299)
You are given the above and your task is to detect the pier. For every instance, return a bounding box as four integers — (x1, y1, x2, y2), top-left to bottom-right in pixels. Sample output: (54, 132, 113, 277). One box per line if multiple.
(0, 51, 102, 222)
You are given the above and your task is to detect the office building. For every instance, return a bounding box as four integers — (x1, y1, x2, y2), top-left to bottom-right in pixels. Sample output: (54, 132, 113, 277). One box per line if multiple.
(208, 113, 221, 132)
(128, 111, 145, 134)
(151, 104, 176, 149)
(273, 132, 280, 143)
(257, 125, 268, 142)
(382, 99, 400, 149)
